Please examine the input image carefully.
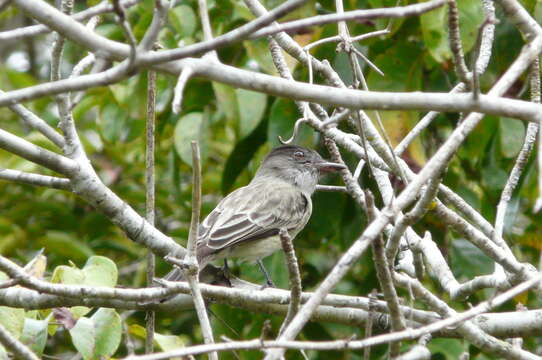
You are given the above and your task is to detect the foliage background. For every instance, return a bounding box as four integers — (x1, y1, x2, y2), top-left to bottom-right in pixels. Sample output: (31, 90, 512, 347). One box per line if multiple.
(0, 0, 541, 358)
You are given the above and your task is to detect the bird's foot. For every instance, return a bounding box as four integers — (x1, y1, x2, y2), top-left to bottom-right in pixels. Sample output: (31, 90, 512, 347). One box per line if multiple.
(259, 279, 276, 290)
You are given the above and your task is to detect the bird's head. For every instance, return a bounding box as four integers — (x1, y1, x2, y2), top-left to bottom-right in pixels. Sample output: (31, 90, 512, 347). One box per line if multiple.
(255, 145, 346, 194)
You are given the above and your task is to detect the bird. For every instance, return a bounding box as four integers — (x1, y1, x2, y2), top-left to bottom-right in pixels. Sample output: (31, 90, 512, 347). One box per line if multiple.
(168, 144, 346, 286)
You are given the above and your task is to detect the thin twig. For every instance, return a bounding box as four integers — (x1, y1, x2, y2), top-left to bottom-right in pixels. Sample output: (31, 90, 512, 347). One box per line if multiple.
(0, 168, 71, 190)
(139, 0, 167, 51)
(172, 67, 194, 114)
(0, 322, 39, 360)
(315, 185, 347, 192)
(0, 0, 140, 41)
(471, 16, 498, 100)
(145, 69, 157, 354)
(448, 0, 470, 85)
(363, 289, 377, 360)
(366, 191, 406, 357)
(278, 229, 302, 334)
(250, 0, 447, 38)
(1, 90, 65, 149)
(197, 0, 217, 58)
(182, 142, 218, 360)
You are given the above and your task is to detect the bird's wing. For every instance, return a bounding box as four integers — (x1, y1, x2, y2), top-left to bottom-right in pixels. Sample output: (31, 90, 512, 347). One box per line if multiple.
(198, 181, 310, 251)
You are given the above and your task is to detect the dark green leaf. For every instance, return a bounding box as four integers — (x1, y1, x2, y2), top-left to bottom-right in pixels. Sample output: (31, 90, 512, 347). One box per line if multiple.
(174, 112, 208, 166)
(236, 88, 267, 138)
(221, 116, 267, 194)
(20, 318, 48, 356)
(500, 117, 525, 158)
(268, 98, 313, 147)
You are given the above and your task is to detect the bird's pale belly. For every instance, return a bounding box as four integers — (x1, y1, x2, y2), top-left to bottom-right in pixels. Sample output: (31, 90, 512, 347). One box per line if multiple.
(217, 235, 283, 263)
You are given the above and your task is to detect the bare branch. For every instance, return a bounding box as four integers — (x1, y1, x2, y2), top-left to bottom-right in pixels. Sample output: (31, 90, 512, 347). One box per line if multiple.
(0, 322, 39, 360)
(2, 90, 65, 148)
(0, 168, 71, 190)
(145, 68, 157, 354)
(181, 142, 217, 360)
(448, 0, 470, 84)
(0, 128, 77, 175)
(0, 0, 140, 41)
(172, 67, 194, 114)
(278, 229, 302, 334)
(122, 273, 542, 360)
(139, 0, 167, 51)
(250, 0, 447, 38)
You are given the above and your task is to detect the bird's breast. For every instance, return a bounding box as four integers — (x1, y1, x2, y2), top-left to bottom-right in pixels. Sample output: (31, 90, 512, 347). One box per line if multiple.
(221, 235, 283, 263)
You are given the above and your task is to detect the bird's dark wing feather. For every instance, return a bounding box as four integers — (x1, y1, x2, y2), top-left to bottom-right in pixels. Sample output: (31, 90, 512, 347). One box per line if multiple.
(198, 181, 310, 251)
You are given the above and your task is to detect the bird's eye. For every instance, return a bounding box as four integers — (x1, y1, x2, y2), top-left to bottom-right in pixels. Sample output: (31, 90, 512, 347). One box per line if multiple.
(293, 151, 305, 160)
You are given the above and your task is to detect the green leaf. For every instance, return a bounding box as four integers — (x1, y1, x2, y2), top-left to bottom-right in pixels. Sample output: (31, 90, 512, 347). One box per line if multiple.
(481, 164, 508, 191)
(39, 231, 94, 262)
(91, 308, 121, 358)
(174, 112, 208, 167)
(51, 265, 85, 285)
(367, 42, 425, 164)
(70, 309, 121, 360)
(82, 256, 118, 288)
(0, 345, 7, 360)
(236, 89, 267, 139)
(535, 0, 542, 24)
(155, 74, 175, 113)
(212, 82, 238, 121)
(20, 318, 48, 356)
(500, 117, 526, 158)
(154, 333, 186, 351)
(419, 5, 449, 63)
(0, 307, 25, 339)
(457, 0, 485, 54)
(243, 39, 277, 75)
(128, 324, 188, 352)
(221, 117, 267, 194)
(420, 0, 484, 64)
(70, 317, 95, 360)
(108, 83, 131, 108)
(268, 98, 313, 147)
(51, 265, 90, 318)
(51, 257, 118, 319)
(128, 324, 146, 338)
(451, 238, 494, 279)
(169, 5, 197, 38)
(98, 102, 129, 143)
(428, 338, 467, 359)
(267, 252, 289, 289)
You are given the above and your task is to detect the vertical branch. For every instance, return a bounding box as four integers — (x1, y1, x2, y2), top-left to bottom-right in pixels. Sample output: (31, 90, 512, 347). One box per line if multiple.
(494, 59, 540, 253)
(363, 289, 377, 360)
(278, 229, 302, 334)
(365, 191, 405, 357)
(50, 0, 87, 161)
(184, 141, 217, 360)
(198, 0, 217, 58)
(50, 0, 73, 83)
(334, 0, 348, 39)
(145, 69, 157, 354)
(448, 0, 470, 84)
(187, 142, 201, 257)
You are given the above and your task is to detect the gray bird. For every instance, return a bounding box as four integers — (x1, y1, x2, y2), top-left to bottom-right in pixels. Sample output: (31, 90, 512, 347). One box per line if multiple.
(169, 144, 345, 285)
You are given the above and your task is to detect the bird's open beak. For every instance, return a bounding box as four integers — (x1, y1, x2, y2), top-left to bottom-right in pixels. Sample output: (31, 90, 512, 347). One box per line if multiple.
(315, 161, 347, 173)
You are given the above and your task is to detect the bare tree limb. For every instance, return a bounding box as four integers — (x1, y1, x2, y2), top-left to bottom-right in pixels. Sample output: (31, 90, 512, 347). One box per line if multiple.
(0, 322, 39, 360)
(145, 68, 157, 354)
(0, 168, 71, 190)
(250, 0, 447, 38)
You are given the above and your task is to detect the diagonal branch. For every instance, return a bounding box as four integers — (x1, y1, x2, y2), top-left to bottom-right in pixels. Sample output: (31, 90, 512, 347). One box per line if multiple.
(0, 128, 77, 175)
